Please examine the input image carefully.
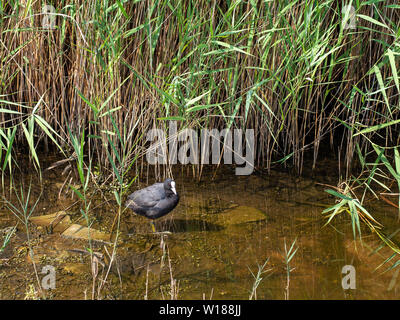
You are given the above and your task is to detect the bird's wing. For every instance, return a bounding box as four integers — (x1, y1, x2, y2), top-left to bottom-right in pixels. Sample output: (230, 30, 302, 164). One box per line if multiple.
(127, 183, 165, 208)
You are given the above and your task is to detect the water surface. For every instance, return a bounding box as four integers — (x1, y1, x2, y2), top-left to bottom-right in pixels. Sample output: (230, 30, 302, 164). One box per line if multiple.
(0, 162, 399, 299)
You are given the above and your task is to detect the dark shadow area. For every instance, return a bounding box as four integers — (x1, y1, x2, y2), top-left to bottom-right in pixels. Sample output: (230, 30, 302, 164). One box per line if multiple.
(122, 218, 224, 234)
(160, 218, 224, 233)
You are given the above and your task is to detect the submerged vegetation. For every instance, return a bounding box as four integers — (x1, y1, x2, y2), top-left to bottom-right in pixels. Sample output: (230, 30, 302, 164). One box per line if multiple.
(0, 0, 399, 299)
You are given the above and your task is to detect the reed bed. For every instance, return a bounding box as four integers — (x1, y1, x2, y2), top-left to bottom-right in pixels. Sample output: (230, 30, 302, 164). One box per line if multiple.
(0, 0, 399, 180)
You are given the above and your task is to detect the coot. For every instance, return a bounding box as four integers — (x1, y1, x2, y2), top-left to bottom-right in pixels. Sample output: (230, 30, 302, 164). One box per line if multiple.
(125, 178, 179, 232)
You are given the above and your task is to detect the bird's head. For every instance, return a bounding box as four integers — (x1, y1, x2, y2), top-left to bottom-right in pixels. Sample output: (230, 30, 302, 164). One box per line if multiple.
(164, 178, 177, 196)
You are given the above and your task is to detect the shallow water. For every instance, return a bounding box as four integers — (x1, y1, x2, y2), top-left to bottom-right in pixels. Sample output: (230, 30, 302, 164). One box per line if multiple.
(0, 161, 399, 299)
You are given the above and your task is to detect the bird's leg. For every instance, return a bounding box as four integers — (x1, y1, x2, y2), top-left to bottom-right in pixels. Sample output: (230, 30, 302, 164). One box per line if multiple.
(150, 220, 172, 234)
(150, 221, 156, 233)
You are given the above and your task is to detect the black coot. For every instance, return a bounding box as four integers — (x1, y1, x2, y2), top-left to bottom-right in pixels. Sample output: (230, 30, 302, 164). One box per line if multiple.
(125, 178, 179, 232)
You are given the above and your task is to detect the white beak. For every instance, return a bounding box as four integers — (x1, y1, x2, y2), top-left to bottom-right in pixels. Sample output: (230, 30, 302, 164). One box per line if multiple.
(171, 181, 177, 195)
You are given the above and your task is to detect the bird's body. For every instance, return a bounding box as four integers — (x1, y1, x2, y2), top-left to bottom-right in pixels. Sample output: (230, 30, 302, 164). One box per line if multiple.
(125, 179, 179, 231)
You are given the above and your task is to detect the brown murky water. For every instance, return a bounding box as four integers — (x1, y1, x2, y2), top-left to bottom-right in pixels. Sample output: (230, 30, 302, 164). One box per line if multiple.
(0, 159, 399, 299)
